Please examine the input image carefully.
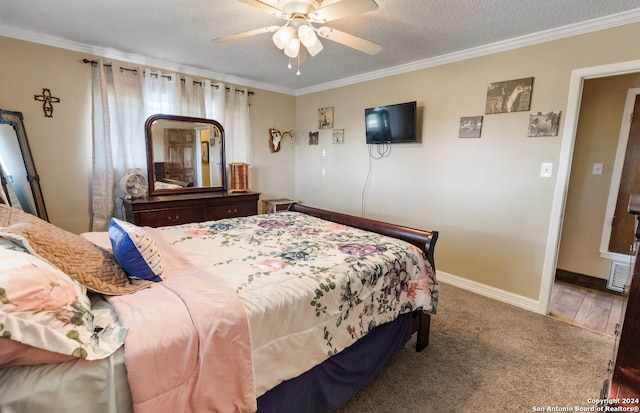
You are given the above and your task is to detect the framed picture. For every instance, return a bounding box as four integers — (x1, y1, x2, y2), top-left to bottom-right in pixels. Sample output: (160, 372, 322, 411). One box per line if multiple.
(485, 77, 533, 114)
(332, 129, 344, 144)
(459, 116, 483, 138)
(201, 141, 209, 162)
(318, 106, 333, 129)
(309, 131, 319, 145)
(528, 111, 561, 137)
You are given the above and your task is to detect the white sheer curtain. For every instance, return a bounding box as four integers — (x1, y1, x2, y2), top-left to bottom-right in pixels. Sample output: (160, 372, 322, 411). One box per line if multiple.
(91, 60, 146, 231)
(210, 82, 252, 164)
(90, 61, 252, 231)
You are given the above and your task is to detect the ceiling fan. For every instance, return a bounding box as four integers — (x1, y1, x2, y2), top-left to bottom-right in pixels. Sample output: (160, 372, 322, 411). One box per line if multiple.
(214, 0, 382, 63)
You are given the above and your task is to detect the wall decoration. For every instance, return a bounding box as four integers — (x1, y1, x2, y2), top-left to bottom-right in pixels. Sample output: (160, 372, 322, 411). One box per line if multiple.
(528, 111, 561, 137)
(282, 130, 295, 144)
(458, 116, 483, 138)
(332, 129, 344, 144)
(485, 77, 533, 114)
(269, 128, 282, 152)
(201, 142, 209, 162)
(309, 131, 319, 145)
(269, 128, 295, 151)
(318, 106, 333, 129)
(34, 88, 60, 118)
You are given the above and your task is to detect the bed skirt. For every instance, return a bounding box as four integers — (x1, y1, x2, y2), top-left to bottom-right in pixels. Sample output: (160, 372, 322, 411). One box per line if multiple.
(256, 312, 413, 413)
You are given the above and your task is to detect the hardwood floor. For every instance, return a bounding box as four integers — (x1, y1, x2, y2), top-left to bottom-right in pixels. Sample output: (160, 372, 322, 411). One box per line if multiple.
(549, 281, 625, 336)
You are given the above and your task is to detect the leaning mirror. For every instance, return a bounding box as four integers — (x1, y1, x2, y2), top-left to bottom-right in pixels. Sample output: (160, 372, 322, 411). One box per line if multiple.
(145, 114, 227, 195)
(0, 109, 48, 220)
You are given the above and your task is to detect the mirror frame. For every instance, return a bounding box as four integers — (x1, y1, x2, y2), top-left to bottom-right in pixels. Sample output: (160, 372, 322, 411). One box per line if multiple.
(145, 114, 227, 196)
(0, 109, 49, 221)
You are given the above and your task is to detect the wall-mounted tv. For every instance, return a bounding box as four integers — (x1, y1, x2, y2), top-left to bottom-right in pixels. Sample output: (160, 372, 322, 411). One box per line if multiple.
(365, 101, 417, 144)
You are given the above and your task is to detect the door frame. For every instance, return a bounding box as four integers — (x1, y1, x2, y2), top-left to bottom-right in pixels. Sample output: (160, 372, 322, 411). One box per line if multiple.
(539, 59, 640, 315)
(600, 88, 640, 258)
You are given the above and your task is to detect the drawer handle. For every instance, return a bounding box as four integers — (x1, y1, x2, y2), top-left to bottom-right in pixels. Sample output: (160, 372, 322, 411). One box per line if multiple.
(227, 208, 238, 214)
(167, 215, 180, 221)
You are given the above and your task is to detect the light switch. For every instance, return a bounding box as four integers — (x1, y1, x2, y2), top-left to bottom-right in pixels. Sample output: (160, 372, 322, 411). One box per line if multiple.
(540, 163, 553, 178)
(592, 163, 603, 175)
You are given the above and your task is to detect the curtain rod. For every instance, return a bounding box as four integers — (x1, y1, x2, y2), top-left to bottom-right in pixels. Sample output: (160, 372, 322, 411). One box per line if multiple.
(82, 59, 253, 95)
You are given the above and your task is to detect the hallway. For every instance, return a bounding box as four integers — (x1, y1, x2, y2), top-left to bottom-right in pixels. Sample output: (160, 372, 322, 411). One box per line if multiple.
(549, 281, 624, 336)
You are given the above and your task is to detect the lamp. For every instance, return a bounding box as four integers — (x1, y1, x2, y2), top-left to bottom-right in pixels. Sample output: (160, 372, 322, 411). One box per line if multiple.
(284, 38, 300, 58)
(272, 26, 294, 50)
(298, 24, 316, 47)
(298, 24, 323, 56)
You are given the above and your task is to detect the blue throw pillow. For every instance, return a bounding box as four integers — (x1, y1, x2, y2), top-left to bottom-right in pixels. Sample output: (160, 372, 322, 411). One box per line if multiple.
(108, 218, 164, 282)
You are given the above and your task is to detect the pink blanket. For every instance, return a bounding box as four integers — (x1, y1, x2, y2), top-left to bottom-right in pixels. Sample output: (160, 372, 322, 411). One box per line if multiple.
(105, 228, 256, 413)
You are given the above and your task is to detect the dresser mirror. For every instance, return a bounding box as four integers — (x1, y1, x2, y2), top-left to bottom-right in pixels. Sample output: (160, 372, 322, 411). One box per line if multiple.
(0, 109, 48, 220)
(145, 114, 227, 195)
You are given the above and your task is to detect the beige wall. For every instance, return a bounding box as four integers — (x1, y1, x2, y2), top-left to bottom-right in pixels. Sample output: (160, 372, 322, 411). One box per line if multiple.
(293, 23, 640, 300)
(0, 36, 296, 233)
(557, 74, 640, 279)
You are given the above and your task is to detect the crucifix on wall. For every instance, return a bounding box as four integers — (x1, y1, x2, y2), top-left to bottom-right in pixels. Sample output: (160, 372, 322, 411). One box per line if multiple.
(34, 88, 60, 118)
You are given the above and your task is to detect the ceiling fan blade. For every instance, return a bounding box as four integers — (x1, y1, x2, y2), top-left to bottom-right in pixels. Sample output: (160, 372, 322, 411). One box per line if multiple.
(236, 0, 283, 15)
(213, 26, 279, 43)
(317, 26, 382, 55)
(310, 0, 378, 23)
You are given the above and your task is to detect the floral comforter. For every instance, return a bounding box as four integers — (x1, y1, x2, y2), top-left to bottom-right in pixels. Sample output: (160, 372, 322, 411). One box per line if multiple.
(156, 211, 438, 397)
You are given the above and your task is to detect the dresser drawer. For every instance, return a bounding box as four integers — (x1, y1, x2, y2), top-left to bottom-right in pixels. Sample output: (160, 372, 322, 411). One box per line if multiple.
(124, 191, 260, 228)
(204, 201, 257, 221)
(136, 207, 204, 227)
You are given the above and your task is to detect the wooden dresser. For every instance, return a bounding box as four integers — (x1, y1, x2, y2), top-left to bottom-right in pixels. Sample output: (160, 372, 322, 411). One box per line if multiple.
(123, 191, 260, 227)
(606, 194, 640, 403)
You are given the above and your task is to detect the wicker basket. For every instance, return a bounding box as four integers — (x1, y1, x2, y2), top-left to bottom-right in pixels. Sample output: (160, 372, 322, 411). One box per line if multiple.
(229, 163, 249, 193)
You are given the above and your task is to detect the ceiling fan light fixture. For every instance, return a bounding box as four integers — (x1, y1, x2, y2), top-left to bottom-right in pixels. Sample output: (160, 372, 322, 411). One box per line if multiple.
(284, 38, 300, 58)
(306, 36, 323, 56)
(298, 24, 317, 47)
(272, 26, 294, 49)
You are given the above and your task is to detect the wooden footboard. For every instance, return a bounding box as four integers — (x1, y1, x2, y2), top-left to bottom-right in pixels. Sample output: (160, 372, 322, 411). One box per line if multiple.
(289, 204, 438, 352)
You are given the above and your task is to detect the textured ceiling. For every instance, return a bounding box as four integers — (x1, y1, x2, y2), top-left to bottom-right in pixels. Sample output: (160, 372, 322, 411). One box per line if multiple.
(2, 0, 640, 94)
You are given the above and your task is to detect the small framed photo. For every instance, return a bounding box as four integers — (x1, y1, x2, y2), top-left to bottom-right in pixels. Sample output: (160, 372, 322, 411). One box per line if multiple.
(318, 106, 333, 129)
(459, 116, 483, 138)
(528, 111, 561, 137)
(201, 142, 209, 162)
(309, 131, 319, 145)
(332, 129, 344, 144)
(485, 77, 533, 114)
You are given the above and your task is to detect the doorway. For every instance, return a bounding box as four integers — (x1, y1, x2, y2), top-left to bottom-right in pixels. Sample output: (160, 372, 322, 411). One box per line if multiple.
(606, 91, 640, 256)
(540, 59, 640, 315)
(557, 81, 640, 286)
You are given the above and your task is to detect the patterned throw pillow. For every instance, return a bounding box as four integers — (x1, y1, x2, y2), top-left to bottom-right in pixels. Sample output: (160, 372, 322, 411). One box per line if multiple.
(109, 218, 164, 282)
(0, 204, 150, 295)
(0, 238, 126, 361)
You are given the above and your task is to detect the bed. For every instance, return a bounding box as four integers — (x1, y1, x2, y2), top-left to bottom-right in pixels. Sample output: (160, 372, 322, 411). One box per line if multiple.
(0, 203, 438, 413)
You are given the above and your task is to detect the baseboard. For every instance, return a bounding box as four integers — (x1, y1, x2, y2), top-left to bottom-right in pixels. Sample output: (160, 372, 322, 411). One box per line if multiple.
(436, 270, 540, 313)
(555, 269, 622, 295)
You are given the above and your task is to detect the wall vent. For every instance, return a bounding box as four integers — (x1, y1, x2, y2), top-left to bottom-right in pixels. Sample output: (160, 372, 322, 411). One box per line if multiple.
(608, 260, 631, 292)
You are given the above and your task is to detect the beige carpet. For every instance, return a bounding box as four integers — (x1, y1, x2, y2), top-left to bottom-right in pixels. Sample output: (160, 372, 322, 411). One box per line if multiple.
(334, 282, 614, 413)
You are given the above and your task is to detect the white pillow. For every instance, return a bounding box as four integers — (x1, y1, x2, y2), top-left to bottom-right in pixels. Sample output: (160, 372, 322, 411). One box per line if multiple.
(0, 238, 126, 360)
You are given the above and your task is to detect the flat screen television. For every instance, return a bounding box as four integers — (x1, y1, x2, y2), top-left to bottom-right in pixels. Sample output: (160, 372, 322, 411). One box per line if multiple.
(365, 101, 417, 144)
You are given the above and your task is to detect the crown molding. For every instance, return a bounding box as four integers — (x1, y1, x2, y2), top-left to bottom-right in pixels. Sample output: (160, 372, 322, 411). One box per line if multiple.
(295, 8, 640, 95)
(2, 7, 640, 97)
(0, 25, 296, 96)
